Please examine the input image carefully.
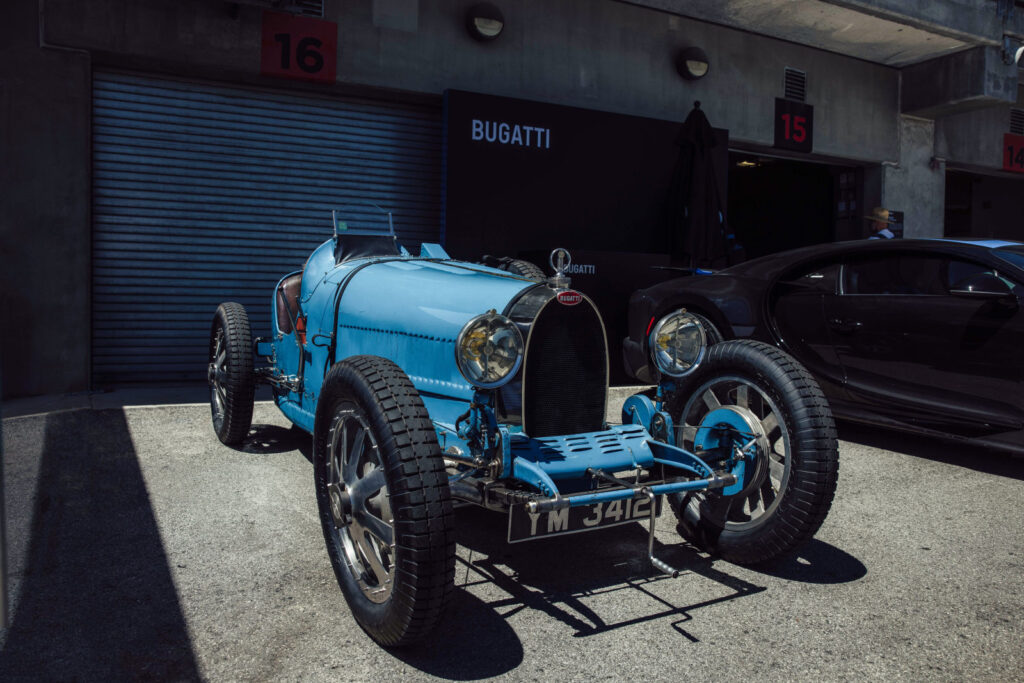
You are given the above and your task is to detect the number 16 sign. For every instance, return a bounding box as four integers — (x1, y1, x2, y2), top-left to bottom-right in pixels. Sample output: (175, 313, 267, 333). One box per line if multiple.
(261, 11, 337, 83)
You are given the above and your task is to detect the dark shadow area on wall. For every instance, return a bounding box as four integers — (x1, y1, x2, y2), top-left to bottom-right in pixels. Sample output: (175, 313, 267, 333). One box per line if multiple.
(728, 153, 836, 260)
(945, 170, 1024, 241)
(0, 409, 201, 680)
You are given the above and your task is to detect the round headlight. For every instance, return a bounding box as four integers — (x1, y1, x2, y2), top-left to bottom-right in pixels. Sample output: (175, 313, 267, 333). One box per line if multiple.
(456, 311, 524, 389)
(648, 310, 707, 378)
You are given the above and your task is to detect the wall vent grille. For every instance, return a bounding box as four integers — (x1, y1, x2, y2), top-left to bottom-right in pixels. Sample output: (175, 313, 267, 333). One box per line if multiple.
(1011, 108, 1024, 135)
(294, 0, 324, 17)
(784, 67, 807, 102)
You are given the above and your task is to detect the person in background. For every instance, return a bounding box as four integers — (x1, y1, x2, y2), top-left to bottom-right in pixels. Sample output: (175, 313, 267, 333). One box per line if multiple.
(866, 206, 895, 239)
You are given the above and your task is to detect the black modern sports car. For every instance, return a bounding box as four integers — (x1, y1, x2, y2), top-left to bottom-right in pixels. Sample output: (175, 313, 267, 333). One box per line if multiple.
(623, 238, 1024, 454)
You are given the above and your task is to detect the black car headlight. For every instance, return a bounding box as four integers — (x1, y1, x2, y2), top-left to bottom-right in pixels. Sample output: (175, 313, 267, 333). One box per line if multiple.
(648, 310, 707, 378)
(456, 310, 524, 389)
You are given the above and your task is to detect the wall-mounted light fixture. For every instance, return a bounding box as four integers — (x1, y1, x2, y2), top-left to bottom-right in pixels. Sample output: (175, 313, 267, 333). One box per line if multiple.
(675, 47, 709, 80)
(466, 3, 504, 41)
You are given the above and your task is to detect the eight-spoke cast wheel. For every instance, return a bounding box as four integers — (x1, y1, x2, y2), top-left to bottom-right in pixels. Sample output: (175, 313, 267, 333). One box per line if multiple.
(668, 340, 839, 565)
(325, 408, 395, 604)
(314, 356, 455, 647)
(208, 302, 255, 445)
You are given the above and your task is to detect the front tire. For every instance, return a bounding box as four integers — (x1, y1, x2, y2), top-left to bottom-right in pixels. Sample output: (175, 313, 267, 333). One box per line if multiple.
(313, 356, 455, 647)
(667, 340, 838, 565)
(208, 302, 255, 445)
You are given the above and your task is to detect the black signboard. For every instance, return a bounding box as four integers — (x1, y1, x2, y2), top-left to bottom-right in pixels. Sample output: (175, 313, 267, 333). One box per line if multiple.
(443, 90, 729, 383)
(774, 98, 814, 153)
(443, 90, 728, 260)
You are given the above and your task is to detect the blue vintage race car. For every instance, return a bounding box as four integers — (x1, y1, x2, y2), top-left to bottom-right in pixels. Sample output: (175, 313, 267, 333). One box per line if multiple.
(208, 212, 839, 647)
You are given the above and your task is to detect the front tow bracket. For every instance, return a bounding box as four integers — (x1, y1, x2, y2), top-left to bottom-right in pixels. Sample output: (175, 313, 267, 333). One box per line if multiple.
(641, 487, 679, 577)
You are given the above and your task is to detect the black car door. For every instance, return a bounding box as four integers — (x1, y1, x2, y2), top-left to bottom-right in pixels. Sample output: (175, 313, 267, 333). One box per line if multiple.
(825, 251, 1023, 430)
(769, 261, 849, 402)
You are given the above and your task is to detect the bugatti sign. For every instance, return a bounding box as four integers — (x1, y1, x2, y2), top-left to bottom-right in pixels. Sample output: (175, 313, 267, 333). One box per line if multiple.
(471, 119, 552, 148)
(556, 290, 584, 306)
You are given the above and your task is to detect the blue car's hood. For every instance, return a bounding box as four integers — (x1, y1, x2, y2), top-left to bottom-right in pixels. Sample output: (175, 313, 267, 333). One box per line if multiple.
(301, 240, 538, 400)
(337, 259, 535, 339)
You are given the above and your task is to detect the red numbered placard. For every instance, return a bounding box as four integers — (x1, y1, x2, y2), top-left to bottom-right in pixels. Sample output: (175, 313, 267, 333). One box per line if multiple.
(261, 11, 337, 83)
(774, 98, 813, 153)
(1003, 133, 1024, 173)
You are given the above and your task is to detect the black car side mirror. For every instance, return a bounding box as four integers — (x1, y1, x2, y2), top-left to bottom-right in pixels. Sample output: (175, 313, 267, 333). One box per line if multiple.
(950, 273, 1018, 308)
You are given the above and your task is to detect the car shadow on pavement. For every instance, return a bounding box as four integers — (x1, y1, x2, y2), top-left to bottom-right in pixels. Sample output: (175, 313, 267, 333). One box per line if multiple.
(390, 588, 526, 680)
(838, 421, 1024, 480)
(229, 422, 311, 459)
(449, 507, 764, 642)
(0, 409, 201, 680)
(742, 538, 867, 584)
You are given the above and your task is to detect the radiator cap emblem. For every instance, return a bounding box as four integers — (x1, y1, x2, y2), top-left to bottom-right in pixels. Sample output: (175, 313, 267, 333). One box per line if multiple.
(556, 290, 583, 306)
(549, 247, 572, 289)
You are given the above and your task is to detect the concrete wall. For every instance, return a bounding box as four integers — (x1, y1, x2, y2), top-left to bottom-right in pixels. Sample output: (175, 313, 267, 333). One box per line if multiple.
(882, 116, 945, 238)
(935, 84, 1024, 168)
(41, 0, 901, 161)
(0, 0, 1015, 397)
(1, 1, 91, 397)
(902, 46, 1019, 119)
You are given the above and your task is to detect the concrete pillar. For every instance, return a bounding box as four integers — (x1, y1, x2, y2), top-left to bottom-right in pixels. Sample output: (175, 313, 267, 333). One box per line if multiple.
(0, 0, 92, 398)
(881, 115, 946, 238)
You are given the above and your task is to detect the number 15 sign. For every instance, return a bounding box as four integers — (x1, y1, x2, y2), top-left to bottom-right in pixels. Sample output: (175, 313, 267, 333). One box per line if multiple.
(261, 11, 337, 83)
(774, 98, 814, 153)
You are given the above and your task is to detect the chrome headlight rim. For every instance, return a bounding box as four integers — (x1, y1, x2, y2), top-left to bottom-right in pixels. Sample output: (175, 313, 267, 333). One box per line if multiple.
(455, 310, 525, 389)
(648, 310, 707, 378)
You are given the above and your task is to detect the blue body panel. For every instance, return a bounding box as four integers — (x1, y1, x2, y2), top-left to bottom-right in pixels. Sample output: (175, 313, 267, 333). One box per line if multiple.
(334, 258, 533, 401)
(270, 239, 534, 433)
(264, 238, 745, 505)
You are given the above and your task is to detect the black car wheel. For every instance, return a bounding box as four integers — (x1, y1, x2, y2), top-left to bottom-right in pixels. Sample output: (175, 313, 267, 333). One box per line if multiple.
(667, 340, 838, 565)
(689, 311, 723, 345)
(313, 356, 455, 647)
(208, 302, 255, 445)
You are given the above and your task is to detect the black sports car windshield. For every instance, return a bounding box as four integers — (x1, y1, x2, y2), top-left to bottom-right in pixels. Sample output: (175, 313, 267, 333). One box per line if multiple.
(993, 246, 1024, 272)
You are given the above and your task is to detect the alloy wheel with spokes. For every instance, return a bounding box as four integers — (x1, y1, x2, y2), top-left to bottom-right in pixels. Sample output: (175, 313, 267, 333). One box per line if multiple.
(325, 408, 395, 603)
(209, 327, 228, 429)
(667, 340, 839, 565)
(208, 302, 254, 445)
(678, 374, 790, 529)
(313, 355, 455, 647)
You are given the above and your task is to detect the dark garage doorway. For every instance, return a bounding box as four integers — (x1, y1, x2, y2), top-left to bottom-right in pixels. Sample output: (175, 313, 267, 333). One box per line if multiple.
(945, 169, 1024, 241)
(727, 152, 841, 260)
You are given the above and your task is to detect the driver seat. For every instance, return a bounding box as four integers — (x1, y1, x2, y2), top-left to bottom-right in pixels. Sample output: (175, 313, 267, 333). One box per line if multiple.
(276, 272, 302, 334)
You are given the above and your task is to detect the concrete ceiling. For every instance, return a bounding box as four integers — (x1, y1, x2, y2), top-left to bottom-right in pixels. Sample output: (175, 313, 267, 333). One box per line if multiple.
(622, 0, 995, 67)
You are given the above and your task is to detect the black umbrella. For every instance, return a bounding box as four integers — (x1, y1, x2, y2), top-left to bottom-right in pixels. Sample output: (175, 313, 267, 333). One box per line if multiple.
(668, 101, 739, 269)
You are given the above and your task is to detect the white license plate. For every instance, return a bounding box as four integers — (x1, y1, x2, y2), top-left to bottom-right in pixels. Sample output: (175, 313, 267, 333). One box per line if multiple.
(507, 495, 662, 543)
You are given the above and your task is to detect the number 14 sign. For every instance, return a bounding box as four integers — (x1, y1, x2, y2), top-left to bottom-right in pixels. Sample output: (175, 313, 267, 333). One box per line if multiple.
(774, 98, 814, 153)
(261, 11, 337, 83)
(1004, 133, 1024, 173)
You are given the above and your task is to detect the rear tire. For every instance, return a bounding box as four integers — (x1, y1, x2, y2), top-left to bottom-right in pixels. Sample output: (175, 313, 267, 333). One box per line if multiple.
(667, 340, 838, 565)
(313, 356, 455, 647)
(208, 302, 255, 445)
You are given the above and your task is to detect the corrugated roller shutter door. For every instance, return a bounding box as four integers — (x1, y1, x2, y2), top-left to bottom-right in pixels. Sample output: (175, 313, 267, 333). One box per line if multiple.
(92, 72, 442, 385)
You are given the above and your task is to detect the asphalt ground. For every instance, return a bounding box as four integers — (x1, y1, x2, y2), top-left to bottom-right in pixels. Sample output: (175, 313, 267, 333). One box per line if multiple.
(1, 391, 1022, 681)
